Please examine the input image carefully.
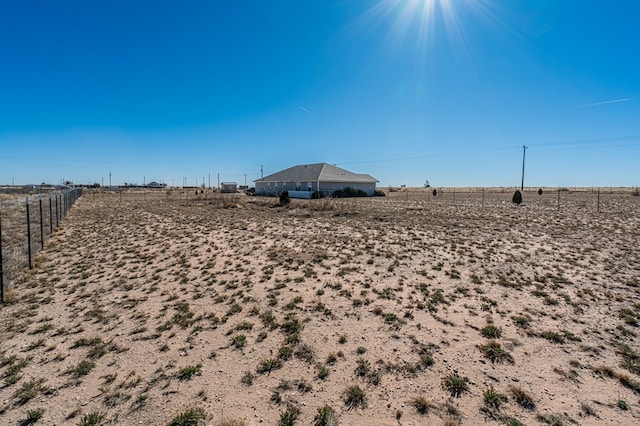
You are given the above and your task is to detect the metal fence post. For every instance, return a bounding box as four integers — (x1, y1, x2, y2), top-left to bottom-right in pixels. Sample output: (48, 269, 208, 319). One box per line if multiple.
(55, 194, 59, 228)
(39, 194, 44, 250)
(0, 201, 4, 303)
(49, 195, 53, 234)
(26, 195, 32, 269)
(597, 187, 601, 213)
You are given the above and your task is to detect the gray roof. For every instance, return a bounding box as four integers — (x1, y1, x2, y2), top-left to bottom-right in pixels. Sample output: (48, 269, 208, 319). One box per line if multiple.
(255, 163, 378, 184)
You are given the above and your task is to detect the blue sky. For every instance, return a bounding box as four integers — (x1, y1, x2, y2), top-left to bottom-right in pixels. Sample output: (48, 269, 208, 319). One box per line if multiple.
(1, 0, 638, 188)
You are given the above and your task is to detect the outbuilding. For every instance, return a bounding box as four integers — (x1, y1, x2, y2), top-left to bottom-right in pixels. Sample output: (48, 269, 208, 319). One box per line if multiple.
(254, 163, 378, 198)
(221, 182, 238, 193)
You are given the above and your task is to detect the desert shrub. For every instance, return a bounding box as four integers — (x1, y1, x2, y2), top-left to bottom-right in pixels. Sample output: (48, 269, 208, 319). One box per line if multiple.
(442, 372, 469, 397)
(332, 187, 368, 198)
(344, 385, 367, 409)
(313, 405, 337, 426)
(536, 413, 565, 425)
(512, 190, 522, 205)
(311, 191, 324, 199)
(168, 407, 206, 426)
(257, 358, 282, 375)
(373, 189, 386, 196)
(21, 407, 45, 425)
(480, 340, 514, 364)
(540, 331, 565, 344)
(278, 405, 300, 426)
(279, 190, 290, 206)
(412, 396, 432, 415)
(78, 412, 106, 426)
(480, 325, 502, 338)
(509, 385, 535, 410)
(177, 364, 202, 380)
(483, 386, 508, 410)
(538, 188, 543, 195)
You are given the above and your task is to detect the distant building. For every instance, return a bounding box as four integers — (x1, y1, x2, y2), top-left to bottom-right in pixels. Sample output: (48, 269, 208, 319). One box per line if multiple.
(221, 182, 238, 193)
(254, 163, 378, 198)
(147, 181, 167, 188)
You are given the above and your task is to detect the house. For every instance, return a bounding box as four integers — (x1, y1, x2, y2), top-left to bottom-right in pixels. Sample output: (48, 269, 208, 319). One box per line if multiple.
(254, 163, 378, 198)
(221, 182, 238, 193)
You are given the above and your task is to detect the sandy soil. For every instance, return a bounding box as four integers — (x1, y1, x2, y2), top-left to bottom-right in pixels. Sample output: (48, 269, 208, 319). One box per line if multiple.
(1, 190, 639, 425)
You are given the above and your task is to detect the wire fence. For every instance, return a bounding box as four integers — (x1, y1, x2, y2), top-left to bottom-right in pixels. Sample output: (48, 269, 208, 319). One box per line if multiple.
(380, 187, 640, 214)
(81, 185, 639, 214)
(0, 188, 82, 302)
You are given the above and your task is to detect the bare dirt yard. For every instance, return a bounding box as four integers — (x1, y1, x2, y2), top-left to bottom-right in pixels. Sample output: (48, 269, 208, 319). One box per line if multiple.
(1, 189, 639, 425)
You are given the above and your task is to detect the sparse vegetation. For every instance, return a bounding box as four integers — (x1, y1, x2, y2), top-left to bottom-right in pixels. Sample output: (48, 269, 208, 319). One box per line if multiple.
(443, 372, 469, 398)
(344, 385, 367, 409)
(177, 364, 202, 380)
(509, 385, 535, 410)
(412, 396, 433, 415)
(0, 188, 637, 425)
(78, 412, 106, 426)
(278, 405, 300, 426)
(483, 386, 508, 410)
(313, 405, 338, 426)
(479, 340, 514, 363)
(168, 407, 207, 426)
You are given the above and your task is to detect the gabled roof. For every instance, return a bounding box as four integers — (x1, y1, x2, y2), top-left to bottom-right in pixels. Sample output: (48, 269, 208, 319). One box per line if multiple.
(255, 163, 378, 184)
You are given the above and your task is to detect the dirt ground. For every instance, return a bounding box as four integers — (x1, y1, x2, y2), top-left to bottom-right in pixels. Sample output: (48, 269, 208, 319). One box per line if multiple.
(1, 189, 639, 425)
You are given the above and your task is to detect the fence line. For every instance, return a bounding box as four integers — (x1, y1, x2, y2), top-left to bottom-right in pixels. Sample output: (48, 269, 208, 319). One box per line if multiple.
(84, 186, 638, 214)
(0, 188, 82, 303)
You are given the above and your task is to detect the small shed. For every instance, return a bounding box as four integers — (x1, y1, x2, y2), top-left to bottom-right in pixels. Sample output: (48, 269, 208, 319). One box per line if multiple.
(221, 182, 238, 193)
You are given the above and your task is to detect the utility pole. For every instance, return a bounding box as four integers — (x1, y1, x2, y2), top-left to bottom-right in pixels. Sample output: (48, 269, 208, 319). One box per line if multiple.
(217, 173, 220, 190)
(208, 173, 211, 189)
(521, 145, 527, 191)
(261, 165, 263, 178)
(109, 171, 112, 189)
(244, 174, 247, 186)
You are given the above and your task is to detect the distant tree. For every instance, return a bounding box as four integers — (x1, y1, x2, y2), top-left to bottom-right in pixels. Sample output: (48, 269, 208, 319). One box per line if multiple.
(512, 190, 523, 205)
